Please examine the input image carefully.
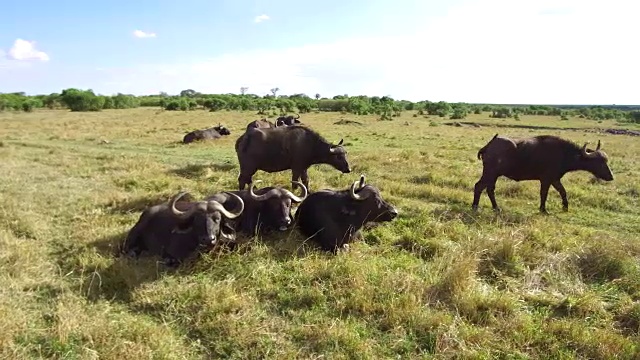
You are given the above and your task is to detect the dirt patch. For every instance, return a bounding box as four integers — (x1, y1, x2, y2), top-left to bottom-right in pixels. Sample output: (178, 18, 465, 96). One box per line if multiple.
(443, 121, 640, 136)
(334, 119, 364, 126)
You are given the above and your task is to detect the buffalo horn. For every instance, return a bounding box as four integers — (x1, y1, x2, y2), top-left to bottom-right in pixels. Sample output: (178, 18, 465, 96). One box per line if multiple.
(170, 191, 206, 220)
(295, 113, 300, 119)
(207, 192, 244, 219)
(596, 140, 601, 151)
(284, 181, 308, 203)
(358, 174, 366, 189)
(350, 180, 371, 201)
(249, 180, 280, 201)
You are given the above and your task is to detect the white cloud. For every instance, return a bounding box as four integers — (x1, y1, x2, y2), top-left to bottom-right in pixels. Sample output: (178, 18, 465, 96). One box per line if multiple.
(254, 14, 269, 23)
(133, 30, 157, 38)
(99, 0, 639, 104)
(6, 39, 49, 62)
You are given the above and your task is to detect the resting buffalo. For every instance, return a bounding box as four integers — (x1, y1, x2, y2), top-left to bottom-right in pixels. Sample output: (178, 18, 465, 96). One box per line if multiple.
(206, 180, 308, 236)
(472, 134, 614, 213)
(183, 124, 231, 144)
(246, 118, 276, 131)
(294, 175, 398, 253)
(121, 191, 244, 266)
(275, 113, 301, 127)
(235, 125, 351, 191)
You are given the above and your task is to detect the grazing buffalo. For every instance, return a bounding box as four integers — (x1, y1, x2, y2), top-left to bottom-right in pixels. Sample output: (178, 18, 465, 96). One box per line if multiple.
(183, 124, 231, 144)
(246, 118, 276, 131)
(206, 180, 308, 236)
(121, 191, 245, 266)
(235, 125, 351, 191)
(275, 113, 301, 127)
(294, 175, 399, 253)
(472, 134, 614, 213)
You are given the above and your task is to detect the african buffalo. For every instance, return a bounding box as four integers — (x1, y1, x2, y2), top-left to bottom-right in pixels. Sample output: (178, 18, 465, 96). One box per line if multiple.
(183, 124, 231, 144)
(294, 175, 398, 253)
(121, 191, 245, 266)
(246, 118, 276, 131)
(275, 113, 301, 127)
(206, 180, 308, 236)
(235, 125, 351, 191)
(472, 134, 614, 213)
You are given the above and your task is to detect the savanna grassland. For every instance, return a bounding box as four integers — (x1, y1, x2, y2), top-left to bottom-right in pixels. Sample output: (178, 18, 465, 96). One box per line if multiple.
(1, 107, 639, 359)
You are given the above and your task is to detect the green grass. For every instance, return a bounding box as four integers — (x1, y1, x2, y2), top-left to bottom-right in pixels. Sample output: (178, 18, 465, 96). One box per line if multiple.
(1, 108, 639, 359)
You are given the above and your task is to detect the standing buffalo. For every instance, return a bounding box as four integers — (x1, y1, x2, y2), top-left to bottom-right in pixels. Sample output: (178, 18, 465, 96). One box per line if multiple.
(183, 124, 231, 144)
(294, 175, 399, 253)
(275, 113, 301, 127)
(246, 118, 276, 131)
(472, 134, 614, 213)
(206, 180, 308, 236)
(235, 125, 351, 191)
(121, 191, 245, 266)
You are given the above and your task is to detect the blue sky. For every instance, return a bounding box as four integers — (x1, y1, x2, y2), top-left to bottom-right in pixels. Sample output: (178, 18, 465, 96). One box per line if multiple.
(0, 0, 638, 104)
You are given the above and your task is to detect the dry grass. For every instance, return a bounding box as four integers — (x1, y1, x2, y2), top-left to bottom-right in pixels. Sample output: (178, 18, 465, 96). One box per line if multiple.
(1, 108, 639, 359)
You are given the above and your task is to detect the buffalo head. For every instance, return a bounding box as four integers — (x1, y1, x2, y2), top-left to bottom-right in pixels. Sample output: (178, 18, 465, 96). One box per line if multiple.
(326, 138, 352, 174)
(580, 140, 614, 181)
(214, 123, 231, 136)
(249, 180, 308, 231)
(349, 175, 398, 222)
(170, 191, 245, 246)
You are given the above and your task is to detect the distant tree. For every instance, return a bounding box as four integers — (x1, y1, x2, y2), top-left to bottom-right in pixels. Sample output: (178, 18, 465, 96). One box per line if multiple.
(180, 89, 198, 98)
(240, 87, 249, 95)
(270, 87, 280, 98)
(315, 93, 320, 100)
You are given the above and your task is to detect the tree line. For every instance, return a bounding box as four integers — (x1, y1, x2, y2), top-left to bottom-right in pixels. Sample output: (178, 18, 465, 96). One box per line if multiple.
(1, 88, 639, 124)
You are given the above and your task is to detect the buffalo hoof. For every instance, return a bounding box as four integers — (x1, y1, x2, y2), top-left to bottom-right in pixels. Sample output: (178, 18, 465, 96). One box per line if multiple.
(471, 205, 479, 212)
(539, 208, 549, 215)
(562, 206, 569, 212)
(492, 207, 502, 213)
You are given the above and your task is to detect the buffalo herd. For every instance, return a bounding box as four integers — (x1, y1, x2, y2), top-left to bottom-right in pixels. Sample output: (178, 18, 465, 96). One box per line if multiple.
(121, 113, 615, 267)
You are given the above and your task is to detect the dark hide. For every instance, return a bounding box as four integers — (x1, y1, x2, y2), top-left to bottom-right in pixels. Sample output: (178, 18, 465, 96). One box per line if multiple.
(183, 124, 231, 144)
(275, 113, 302, 127)
(472, 134, 614, 213)
(206, 180, 308, 236)
(120, 191, 244, 267)
(294, 175, 398, 253)
(235, 125, 351, 191)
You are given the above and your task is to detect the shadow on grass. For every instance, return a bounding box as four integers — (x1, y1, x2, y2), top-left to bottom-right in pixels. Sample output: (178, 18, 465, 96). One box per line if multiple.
(168, 162, 237, 180)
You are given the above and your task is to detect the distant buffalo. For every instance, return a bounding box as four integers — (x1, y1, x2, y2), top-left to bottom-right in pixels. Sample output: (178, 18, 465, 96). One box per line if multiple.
(183, 124, 231, 144)
(235, 125, 351, 191)
(206, 180, 308, 236)
(246, 118, 276, 131)
(275, 113, 301, 127)
(294, 175, 398, 253)
(472, 134, 614, 213)
(121, 191, 245, 266)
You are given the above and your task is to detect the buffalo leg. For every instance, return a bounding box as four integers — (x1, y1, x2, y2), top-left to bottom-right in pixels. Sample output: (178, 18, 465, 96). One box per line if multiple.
(473, 174, 499, 211)
(291, 170, 304, 191)
(539, 181, 552, 214)
(551, 180, 569, 211)
(300, 169, 310, 191)
(238, 168, 255, 190)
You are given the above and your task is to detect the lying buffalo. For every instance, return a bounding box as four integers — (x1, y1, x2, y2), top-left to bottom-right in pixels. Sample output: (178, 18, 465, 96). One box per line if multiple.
(294, 175, 398, 253)
(183, 124, 231, 144)
(235, 125, 351, 191)
(121, 191, 244, 266)
(246, 118, 276, 131)
(206, 180, 308, 236)
(275, 113, 301, 127)
(472, 134, 614, 213)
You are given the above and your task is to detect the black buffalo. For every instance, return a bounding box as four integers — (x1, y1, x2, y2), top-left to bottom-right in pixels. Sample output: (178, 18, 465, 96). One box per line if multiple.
(275, 113, 301, 127)
(235, 125, 351, 191)
(121, 191, 245, 266)
(246, 118, 276, 131)
(206, 180, 308, 236)
(294, 175, 399, 253)
(183, 124, 231, 144)
(472, 134, 614, 213)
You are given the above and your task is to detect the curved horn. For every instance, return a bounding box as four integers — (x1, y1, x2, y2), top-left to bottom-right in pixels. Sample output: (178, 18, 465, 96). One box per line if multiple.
(582, 142, 589, 156)
(358, 174, 366, 189)
(295, 113, 300, 119)
(249, 180, 280, 201)
(596, 140, 601, 151)
(284, 181, 308, 203)
(350, 180, 370, 201)
(170, 191, 203, 220)
(207, 192, 244, 219)
(337, 138, 344, 146)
